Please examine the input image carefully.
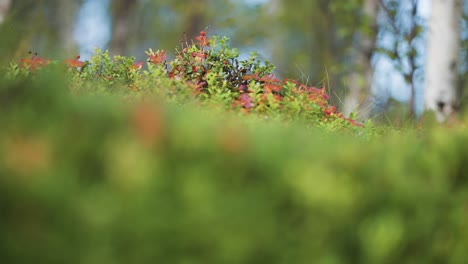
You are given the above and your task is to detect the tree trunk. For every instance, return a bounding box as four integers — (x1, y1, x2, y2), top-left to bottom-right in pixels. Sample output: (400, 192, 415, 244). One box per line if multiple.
(185, 0, 206, 40)
(424, 0, 462, 122)
(0, 0, 11, 24)
(110, 0, 136, 55)
(342, 0, 379, 119)
(342, 0, 378, 119)
(56, 0, 80, 55)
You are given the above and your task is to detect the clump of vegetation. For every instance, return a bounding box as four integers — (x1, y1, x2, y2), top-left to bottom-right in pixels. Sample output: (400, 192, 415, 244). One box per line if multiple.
(2, 53, 468, 263)
(6, 32, 365, 134)
(6, 31, 468, 264)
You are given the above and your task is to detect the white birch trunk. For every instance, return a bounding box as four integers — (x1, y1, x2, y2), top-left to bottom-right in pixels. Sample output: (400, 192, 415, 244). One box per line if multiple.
(424, 0, 462, 122)
(0, 0, 11, 24)
(343, 0, 379, 119)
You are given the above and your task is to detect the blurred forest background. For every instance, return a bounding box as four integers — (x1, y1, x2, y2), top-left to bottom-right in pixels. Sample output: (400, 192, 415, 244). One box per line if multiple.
(0, 0, 467, 122)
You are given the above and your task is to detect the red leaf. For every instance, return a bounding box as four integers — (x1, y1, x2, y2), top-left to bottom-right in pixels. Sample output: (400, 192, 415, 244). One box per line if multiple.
(148, 50, 167, 64)
(243, 74, 260, 81)
(191, 51, 207, 59)
(64, 55, 84, 68)
(19, 53, 51, 71)
(239, 93, 253, 109)
(264, 83, 282, 93)
(324, 106, 337, 116)
(195, 31, 210, 47)
(132, 61, 144, 70)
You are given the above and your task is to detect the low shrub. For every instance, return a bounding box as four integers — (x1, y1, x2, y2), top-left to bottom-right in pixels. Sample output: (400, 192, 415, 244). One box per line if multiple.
(5, 32, 365, 134)
(1, 68, 468, 264)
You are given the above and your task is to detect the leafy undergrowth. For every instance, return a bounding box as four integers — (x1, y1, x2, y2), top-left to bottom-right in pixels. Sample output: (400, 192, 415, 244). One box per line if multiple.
(6, 32, 366, 136)
(1, 33, 468, 264)
(1, 69, 468, 264)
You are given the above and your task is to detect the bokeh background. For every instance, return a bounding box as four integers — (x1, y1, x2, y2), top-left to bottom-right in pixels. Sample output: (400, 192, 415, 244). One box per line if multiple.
(0, 0, 467, 122)
(2, 2, 468, 263)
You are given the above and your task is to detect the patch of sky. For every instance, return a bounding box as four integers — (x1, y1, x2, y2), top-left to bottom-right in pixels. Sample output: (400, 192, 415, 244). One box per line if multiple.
(74, 0, 111, 60)
(372, 1, 430, 115)
(241, 0, 269, 6)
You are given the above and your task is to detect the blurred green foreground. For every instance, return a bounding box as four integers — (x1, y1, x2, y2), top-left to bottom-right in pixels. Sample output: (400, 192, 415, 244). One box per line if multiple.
(1, 70, 468, 264)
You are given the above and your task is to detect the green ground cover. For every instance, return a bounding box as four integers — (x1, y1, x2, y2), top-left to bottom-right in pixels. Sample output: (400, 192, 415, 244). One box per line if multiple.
(1, 33, 468, 264)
